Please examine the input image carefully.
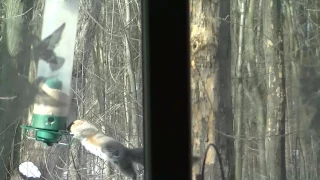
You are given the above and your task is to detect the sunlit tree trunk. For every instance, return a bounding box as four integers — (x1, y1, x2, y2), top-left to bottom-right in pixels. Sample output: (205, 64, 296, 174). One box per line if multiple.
(190, 0, 219, 178)
(191, 0, 234, 179)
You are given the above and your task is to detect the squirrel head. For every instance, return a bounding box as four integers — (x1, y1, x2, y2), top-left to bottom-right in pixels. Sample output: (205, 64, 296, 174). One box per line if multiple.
(68, 120, 99, 139)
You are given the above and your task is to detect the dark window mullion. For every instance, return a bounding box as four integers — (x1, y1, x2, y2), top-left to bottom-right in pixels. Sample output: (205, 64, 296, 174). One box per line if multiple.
(142, 0, 191, 179)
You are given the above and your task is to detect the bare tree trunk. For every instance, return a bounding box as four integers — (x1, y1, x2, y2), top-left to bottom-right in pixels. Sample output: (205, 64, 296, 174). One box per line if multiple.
(114, 0, 141, 155)
(234, 1, 245, 179)
(237, 0, 268, 178)
(0, 0, 35, 178)
(215, 0, 235, 179)
(283, 1, 298, 178)
(122, 0, 139, 148)
(190, 0, 234, 179)
(190, 0, 219, 178)
(263, 0, 286, 180)
(255, 0, 268, 179)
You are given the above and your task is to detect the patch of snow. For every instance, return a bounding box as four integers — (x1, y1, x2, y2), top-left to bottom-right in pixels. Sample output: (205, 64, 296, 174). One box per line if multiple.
(18, 161, 41, 178)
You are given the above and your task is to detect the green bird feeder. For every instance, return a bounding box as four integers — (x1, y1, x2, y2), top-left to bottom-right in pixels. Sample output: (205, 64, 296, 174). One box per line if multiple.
(21, 0, 79, 146)
(21, 77, 72, 146)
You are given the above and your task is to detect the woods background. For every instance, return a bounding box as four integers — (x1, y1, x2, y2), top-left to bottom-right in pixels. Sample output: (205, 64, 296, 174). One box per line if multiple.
(0, 0, 320, 180)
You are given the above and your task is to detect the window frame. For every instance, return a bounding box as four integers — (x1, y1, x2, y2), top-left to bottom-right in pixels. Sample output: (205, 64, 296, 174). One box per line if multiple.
(142, 0, 192, 179)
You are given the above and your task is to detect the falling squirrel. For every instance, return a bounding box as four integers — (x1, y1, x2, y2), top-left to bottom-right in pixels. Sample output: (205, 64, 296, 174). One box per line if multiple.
(68, 120, 143, 179)
(68, 120, 201, 179)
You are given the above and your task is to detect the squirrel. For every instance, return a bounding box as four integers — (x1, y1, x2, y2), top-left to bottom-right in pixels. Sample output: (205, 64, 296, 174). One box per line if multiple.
(68, 120, 201, 179)
(68, 120, 143, 179)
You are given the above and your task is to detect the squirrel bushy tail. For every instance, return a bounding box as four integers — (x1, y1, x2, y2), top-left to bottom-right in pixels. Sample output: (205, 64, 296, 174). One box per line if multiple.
(127, 147, 144, 165)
